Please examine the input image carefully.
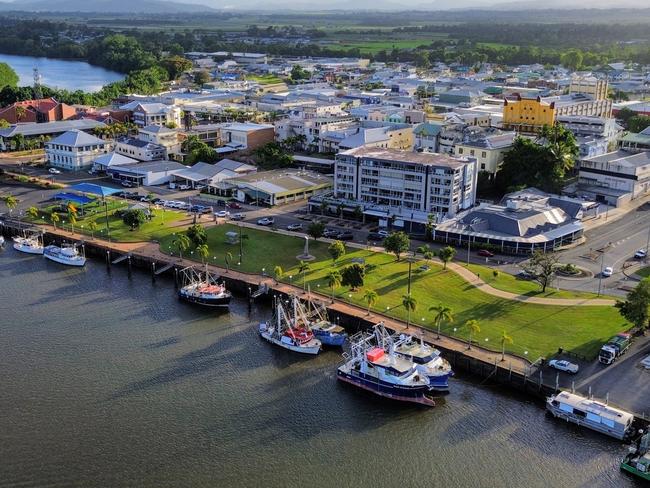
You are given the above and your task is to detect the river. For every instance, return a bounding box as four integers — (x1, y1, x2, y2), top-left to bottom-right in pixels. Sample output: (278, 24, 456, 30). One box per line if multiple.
(0, 246, 642, 488)
(0, 53, 123, 92)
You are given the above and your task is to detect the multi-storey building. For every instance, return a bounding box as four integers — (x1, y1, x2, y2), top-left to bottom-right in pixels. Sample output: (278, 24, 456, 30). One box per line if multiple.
(45, 130, 109, 170)
(334, 147, 477, 219)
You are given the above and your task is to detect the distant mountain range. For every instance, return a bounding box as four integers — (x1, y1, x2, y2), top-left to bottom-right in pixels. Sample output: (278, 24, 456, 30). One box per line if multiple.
(0, 0, 216, 13)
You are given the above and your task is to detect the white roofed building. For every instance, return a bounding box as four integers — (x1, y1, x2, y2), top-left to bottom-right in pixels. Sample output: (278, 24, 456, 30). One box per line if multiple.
(45, 130, 109, 170)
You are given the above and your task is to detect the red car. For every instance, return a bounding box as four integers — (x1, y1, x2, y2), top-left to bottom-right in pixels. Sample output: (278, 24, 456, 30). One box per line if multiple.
(227, 202, 242, 209)
(477, 249, 494, 257)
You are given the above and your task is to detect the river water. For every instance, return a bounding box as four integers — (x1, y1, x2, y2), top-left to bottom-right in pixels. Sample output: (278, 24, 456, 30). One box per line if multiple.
(0, 246, 642, 488)
(0, 53, 123, 92)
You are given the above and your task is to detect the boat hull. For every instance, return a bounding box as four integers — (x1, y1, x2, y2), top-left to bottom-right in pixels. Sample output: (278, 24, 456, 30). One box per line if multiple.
(337, 369, 435, 406)
(259, 328, 321, 355)
(313, 329, 347, 347)
(425, 370, 453, 391)
(178, 291, 231, 308)
(43, 252, 86, 267)
(545, 401, 632, 440)
(621, 460, 650, 481)
(13, 243, 44, 255)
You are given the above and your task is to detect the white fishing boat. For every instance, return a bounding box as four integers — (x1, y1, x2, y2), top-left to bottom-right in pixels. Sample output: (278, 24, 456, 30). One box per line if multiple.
(12, 234, 44, 254)
(178, 265, 231, 308)
(43, 243, 86, 267)
(258, 297, 321, 355)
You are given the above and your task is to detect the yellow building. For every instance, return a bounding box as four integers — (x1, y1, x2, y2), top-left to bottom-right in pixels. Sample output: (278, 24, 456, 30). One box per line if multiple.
(502, 96, 556, 133)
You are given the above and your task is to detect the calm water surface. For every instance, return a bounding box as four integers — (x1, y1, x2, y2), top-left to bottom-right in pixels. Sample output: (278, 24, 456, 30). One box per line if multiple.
(0, 246, 642, 488)
(0, 53, 123, 92)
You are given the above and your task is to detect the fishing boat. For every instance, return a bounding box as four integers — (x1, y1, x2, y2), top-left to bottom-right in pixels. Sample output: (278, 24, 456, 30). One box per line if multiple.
(303, 290, 347, 346)
(178, 265, 231, 308)
(0, 235, 4, 247)
(621, 430, 650, 481)
(43, 243, 86, 267)
(258, 297, 321, 355)
(385, 331, 454, 391)
(12, 234, 44, 254)
(337, 325, 435, 407)
(546, 391, 635, 440)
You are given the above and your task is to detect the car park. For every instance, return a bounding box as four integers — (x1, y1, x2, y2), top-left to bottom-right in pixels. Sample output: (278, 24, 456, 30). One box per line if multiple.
(336, 231, 354, 241)
(634, 249, 647, 259)
(602, 266, 613, 277)
(287, 223, 303, 231)
(48, 168, 61, 174)
(478, 249, 495, 257)
(230, 213, 245, 221)
(548, 359, 579, 374)
(257, 217, 274, 226)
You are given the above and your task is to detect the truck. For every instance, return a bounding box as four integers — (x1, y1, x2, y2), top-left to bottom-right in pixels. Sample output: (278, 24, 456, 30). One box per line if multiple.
(598, 333, 632, 365)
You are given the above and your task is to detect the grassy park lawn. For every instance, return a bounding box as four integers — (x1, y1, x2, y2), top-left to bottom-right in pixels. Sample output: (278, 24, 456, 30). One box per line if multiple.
(637, 267, 650, 278)
(160, 224, 627, 360)
(246, 74, 285, 85)
(32, 199, 186, 242)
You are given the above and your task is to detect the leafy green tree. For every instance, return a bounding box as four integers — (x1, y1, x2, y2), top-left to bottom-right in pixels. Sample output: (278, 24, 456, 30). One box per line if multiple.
(27, 206, 39, 219)
(122, 208, 146, 230)
(522, 250, 559, 293)
(160, 55, 193, 80)
(438, 246, 456, 269)
(307, 221, 325, 241)
(273, 265, 283, 283)
(383, 231, 410, 261)
(4, 194, 17, 214)
(187, 223, 207, 247)
(402, 294, 417, 328)
(328, 240, 346, 262)
(253, 142, 293, 170)
(464, 319, 481, 350)
(326, 269, 342, 300)
(560, 49, 584, 70)
(627, 115, 650, 134)
(430, 304, 454, 339)
(363, 289, 378, 315)
(615, 278, 650, 331)
(341, 263, 365, 290)
(290, 65, 310, 81)
(0, 62, 18, 89)
(194, 70, 211, 86)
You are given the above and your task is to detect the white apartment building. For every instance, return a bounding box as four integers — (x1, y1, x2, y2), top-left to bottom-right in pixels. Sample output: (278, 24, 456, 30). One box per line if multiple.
(45, 130, 109, 170)
(125, 102, 182, 128)
(335, 147, 477, 219)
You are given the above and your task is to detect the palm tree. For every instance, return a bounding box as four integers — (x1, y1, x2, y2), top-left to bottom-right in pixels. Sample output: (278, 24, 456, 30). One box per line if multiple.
(298, 260, 310, 291)
(173, 234, 191, 260)
(500, 330, 513, 361)
(429, 304, 453, 339)
(88, 221, 98, 239)
(326, 269, 342, 301)
(402, 294, 417, 329)
(464, 319, 481, 350)
(4, 194, 17, 215)
(363, 289, 378, 315)
(27, 206, 39, 219)
(196, 243, 209, 263)
(50, 212, 60, 229)
(66, 202, 78, 233)
(224, 251, 233, 273)
(15, 105, 27, 122)
(273, 265, 283, 284)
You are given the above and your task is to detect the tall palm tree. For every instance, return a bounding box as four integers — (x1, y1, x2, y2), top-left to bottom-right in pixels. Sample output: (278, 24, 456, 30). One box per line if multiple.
(225, 251, 233, 273)
(500, 330, 513, 361)
(298, 260, 310, 291)
(363, 289, 378, 315)
(27, 206, 39, 219)
(88, 220, 98, 239)
(173, 234, 191, 260)
(50, 212, 60, 229)
(464, 319, 481, 350)
(196, 243, 209, 263)
(4, 194, 17, 215)
(429, 304, 453, 339)
(273, 265, 283, 284)
(402, 294, 417, 329)
(326, 269, 342, 301)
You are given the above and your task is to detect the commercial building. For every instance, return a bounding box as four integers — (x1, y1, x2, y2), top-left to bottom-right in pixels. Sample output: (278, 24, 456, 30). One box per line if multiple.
(0, 119, 107, 151)
(218, 122, 275, 151)
(0, 98, 77, 124)
(453, 130, 516, 174)
(115, 137, 167, 162)
(172, 159, 256, 189)
(619, 126, 650, 153)
(334, 147, 477, 220)
(45, 130, 109, 170)
(106, 161, 186, 186)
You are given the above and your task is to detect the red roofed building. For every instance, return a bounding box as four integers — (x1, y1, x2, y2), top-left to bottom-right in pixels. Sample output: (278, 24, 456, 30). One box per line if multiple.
(0, 98, 77, 124)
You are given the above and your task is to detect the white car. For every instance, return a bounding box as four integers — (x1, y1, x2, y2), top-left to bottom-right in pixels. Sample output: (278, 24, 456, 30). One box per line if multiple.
(635, 249, 647, 259)
(287, 223, 303, 231)
(257, 217, 274, 226)
(215, 210, 230, 218)
(377, 230, 389, 238)
(641, 355, 650, 370)
(48, 168, 61, 174)
(548, 359, 579, 374)
(602, 266, 613, 277)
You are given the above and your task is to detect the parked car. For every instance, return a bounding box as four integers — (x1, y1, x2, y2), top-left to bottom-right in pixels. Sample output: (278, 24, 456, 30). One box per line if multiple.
(178, 184, 191, 191)
(634, 249, 647, 259)
(226, 202, 242, 209)
(641, 355, 650, 370)
(287, 223, 303, 231)
(121, 180, 134, 188)
(323, 228, 339, 238)
(48, 168, 61, 174)
(257, 217, 274, 226)
(377, 230, 389, 238)
(230, 213, 245, 221)
(368, 232, 385, 241)
(602, 266, 613, 277)
(548, 359, 579, 374)
(215, 210, 230, 218)
(517, 271, 534, 280)
(336, 231, 354, 241)
(477, 249, 495, 257)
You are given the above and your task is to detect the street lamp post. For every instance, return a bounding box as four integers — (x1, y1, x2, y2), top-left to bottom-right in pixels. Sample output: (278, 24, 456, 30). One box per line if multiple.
(597, 251, 605, 297)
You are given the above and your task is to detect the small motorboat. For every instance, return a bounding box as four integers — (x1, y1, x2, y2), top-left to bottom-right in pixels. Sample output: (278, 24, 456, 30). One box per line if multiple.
(43, 243, 86, 267)
(12, 235, 44, 255)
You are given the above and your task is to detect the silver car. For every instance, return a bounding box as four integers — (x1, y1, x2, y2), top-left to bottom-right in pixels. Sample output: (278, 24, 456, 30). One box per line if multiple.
(548, 359, 579, 374)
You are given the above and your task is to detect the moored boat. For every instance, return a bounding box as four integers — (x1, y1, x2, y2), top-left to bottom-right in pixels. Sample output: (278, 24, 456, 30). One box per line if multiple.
(621, 430, 650, 481)
(43, 243, 86, 267)
(303, 290, 347, 346)
(12, 234, 44, 255)
(0, 235, 4, 247)
(337, 325, 435, 407)
(258, 297, 321, 355)
(546, 390, 635, 440)
(178, 265, 231, 308)
(391, 334, 453, 391)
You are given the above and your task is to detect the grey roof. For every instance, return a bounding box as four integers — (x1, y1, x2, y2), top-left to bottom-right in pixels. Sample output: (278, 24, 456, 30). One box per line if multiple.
(117, 136, 165, 150)
(107, 160, 186, 175)
(339, 147, 471, 169)
(140, 125, 176, 134)
(584, 150, 650, 168)
(93, 152, 139, 167)
(0, 119, 106, 138)
(214, 158, 256, 172)
(460, 205, 569, 238)
(49, 130, 105, 147)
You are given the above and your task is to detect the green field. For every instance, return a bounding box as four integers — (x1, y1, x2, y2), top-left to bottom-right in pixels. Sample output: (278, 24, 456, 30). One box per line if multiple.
(159, 225, 627, 360)
(245, 74, 285, 85)
(326, 36, 447, 54)
(637, 267, 650, 278)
